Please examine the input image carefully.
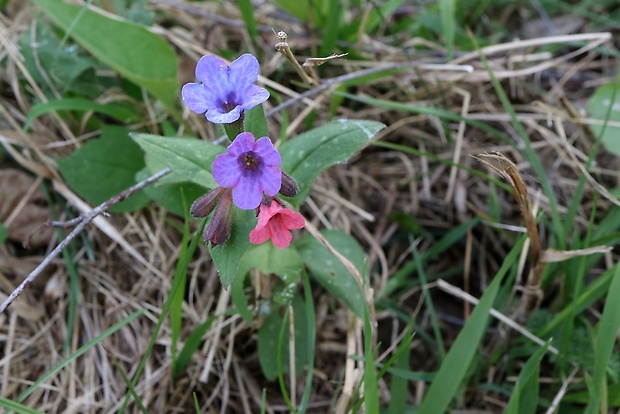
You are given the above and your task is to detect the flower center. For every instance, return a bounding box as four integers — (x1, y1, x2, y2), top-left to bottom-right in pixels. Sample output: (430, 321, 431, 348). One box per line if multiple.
(239, 151, 261, 173)
(221, 91, 238, 113)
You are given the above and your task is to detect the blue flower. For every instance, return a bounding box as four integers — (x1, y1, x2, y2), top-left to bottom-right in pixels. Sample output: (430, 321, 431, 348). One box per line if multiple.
(182, 54, 269, 124)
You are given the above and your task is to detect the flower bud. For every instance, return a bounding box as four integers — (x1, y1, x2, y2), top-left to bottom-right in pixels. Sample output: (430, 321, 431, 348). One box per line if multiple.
(203, 189, 233, 245)
(279, 172, 299, 198)
(190, 187, 225, 218)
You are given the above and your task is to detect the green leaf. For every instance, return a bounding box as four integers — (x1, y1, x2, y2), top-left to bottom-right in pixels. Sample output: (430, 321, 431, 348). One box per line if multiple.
(131, 133, 224, 189)
(135, 168, 207, 216)
(232, 243, 304, 322)
(238, 243, 304, 282)
(295, 229, 366, 317)
(244, 105, 269, 138)
(231, 265, 254, 323)
(586, 83, 620, 157)
(57, 125, 149, 212)
(18, 22, 93, 91)
(209, 209, 256, 287)
(258, 294, 309, 381)
(504, 341, 550, 414)
(565, 383, 620, 406)
(279, 119, 385, 207)
(0, 223, 7, 245)
(271, 0, 326, 25)
(418, 238, 525, 414)
(25, 98, 137, 130)
(31, 0, 179, 108)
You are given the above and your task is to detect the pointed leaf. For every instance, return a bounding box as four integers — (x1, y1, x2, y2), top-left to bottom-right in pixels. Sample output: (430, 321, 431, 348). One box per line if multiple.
(25, 98, 137, 130)
(279, 119, 385, 206)
(131, 133, 224, 189)
(209, 209, 256, 287)
(244, 105, 269, 138)
(135, 168, 207, 216)
(586, 83, 620, 157)
(31, 0, 179, 108)
(295, 230, 366, 317)
(258, 294, 309, 381)
(57, 125, 149, 212)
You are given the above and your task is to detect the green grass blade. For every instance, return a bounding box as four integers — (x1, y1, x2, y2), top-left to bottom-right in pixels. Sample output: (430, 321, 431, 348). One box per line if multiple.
(537, 264, 616, 338)
(298, 270, 316, 413)
(0, 397, 45, 414)
(171, 195, 191, 365)
(414, 244, 446, 360)
(363, 300, 379, 413)
(386, 328, 413, 414)
(504, 341, 550, 414)
(173, 315, 217, 376)
(440, 0, 456, 60)
(119, 218, 207, 413)
(418, 237, 524, 414)
(17, 309, 144, 402)
(320, 0, 342, 56)
(108, 351, 148, 414)
(236, 0, 260, 50)
(585, 262, 620, 413)
(276, 306, 294, 412)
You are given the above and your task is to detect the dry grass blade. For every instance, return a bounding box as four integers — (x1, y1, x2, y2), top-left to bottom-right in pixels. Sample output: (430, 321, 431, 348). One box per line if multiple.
(472, 152, 544, 319)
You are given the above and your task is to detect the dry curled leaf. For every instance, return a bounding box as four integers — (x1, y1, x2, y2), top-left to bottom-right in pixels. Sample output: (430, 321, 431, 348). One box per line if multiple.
(0, 169, 53, 248)
(542, 246, 612, 263)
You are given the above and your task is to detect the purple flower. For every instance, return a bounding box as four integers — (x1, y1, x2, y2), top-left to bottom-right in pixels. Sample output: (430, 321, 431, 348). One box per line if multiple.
(212, 132, 282, 210)
(181, 54, 269, 124)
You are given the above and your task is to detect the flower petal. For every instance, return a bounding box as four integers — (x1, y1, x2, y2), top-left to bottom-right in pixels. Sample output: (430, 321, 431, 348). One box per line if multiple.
(212, 154, 241, 188)
(181, 83, 215, 114)
(232, 175, 263, 210)
(227, 132, 256, 156)
(229, 54, 260, 90)
(254, 137, 281, 166)
(255, 203, 277, 228)
(239, 85, 270, 110)
(258, 166, 282, 197)
(249, 226, 271, 245)
(206, 106, 242, 124)
(195, 55, 229, 102)
(269, 217, 293, 248)
(281, 209, 305, 229)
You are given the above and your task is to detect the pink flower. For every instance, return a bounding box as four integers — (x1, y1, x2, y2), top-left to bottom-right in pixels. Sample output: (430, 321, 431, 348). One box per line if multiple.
(249, 200, 305, 249)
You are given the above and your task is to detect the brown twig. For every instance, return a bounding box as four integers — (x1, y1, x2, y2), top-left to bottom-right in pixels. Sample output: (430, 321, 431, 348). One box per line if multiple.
(0, 168, 171, 314)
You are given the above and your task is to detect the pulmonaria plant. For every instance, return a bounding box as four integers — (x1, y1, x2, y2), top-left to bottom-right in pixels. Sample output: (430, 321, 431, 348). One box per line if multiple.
(181, 54, 270, 124)
(183, 53, 304, 249)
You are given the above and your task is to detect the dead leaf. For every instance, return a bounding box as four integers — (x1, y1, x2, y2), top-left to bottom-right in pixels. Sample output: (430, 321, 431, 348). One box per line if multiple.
(542, 246, 612, 263)
(0, 169, 53, 248)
